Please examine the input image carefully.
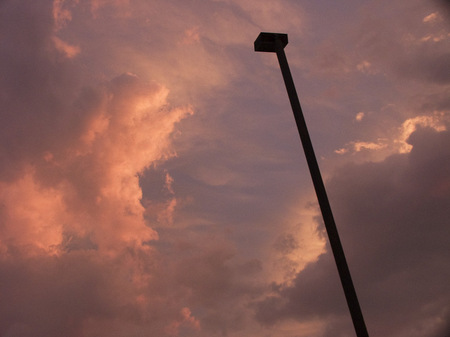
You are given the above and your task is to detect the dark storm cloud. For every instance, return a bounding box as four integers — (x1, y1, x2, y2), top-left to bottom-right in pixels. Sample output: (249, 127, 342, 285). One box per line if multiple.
(397, 52, 450, 84)
(255, 126, 450, 337)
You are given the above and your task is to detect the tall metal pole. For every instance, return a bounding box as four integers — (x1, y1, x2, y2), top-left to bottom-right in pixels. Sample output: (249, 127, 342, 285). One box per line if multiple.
(254, 32, 369, 337)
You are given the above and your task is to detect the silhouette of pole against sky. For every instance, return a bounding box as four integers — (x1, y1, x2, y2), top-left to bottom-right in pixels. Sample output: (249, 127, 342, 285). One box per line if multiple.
(254, 32, 369, 337)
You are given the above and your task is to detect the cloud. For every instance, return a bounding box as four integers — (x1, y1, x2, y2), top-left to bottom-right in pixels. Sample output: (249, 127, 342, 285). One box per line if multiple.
(423, 12, 442, 23)
(0, 1, 288, 336)
(0, 69, 192, 254)
(52, 36, 80, 58)
(396, 114, 447, 153)
(255, 125, 450, 336)
(2, 0, 449, 336)
(0, 1, 203, 335)
(332, 112, 449, 165)
(352, 0, 450, 84)
(52, 0, 74, 30)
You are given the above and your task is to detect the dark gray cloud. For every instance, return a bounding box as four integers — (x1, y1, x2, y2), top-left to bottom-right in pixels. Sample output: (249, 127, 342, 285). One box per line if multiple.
(255, 125, 450, 336)
(0, 0, 79, 180)
(352, 0, 450, 85)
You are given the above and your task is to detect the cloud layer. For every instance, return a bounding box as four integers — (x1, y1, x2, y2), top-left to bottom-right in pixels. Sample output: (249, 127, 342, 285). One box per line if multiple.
(0, 0, 449, 336)
(256, 125, 450, 337)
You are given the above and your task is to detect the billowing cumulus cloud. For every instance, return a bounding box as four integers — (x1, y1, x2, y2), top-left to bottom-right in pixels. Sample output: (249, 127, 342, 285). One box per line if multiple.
(0, 1, 195, 335)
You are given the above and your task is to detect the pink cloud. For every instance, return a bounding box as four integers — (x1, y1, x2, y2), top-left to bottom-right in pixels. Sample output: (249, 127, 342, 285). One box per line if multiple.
(0, 2, 198, 335)
(0, 71, 192, 255)
(52, 36, 80, 58)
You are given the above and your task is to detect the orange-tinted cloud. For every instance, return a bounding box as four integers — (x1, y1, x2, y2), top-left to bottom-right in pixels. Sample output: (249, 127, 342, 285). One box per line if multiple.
(0, 71, 192, 256)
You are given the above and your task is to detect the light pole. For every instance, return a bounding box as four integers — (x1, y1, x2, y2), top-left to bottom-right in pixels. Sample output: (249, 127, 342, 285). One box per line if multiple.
(254, 32, 369, 337)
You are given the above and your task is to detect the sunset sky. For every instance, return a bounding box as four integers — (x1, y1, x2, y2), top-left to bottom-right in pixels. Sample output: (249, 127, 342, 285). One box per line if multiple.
(1, 1, 450, 336)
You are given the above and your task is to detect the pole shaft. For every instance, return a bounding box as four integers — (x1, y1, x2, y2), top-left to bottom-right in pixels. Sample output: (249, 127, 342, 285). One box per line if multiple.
(275, 41, 369, 337)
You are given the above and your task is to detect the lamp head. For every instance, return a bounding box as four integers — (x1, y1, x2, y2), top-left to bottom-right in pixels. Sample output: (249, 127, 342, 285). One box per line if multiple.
(254, 32, 288, 52)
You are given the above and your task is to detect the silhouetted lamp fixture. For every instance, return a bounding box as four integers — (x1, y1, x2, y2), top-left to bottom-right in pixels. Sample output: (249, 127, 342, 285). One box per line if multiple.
(254, 32, 369, 337)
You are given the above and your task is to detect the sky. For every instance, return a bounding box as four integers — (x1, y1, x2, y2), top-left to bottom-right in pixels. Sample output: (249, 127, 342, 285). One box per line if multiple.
(0, 0, 449, 336)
